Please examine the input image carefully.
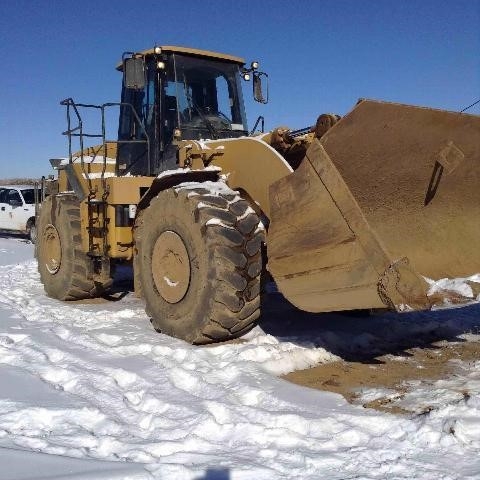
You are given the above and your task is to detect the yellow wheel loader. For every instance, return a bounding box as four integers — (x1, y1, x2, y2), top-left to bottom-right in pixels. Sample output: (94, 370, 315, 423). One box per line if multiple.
(36, 45, 480, 344)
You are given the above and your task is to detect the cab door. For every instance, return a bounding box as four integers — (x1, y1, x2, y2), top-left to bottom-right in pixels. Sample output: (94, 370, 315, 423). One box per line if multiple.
(117, 59, 157, 175)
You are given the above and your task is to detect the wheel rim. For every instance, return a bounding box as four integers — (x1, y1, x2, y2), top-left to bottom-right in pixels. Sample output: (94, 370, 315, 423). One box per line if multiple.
(152, 230, 191, 304)
(42, 224, 62, 274)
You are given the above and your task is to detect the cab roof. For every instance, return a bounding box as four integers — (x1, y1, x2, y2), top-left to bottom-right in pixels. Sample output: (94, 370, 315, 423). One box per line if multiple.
(116, 45, 245, 70)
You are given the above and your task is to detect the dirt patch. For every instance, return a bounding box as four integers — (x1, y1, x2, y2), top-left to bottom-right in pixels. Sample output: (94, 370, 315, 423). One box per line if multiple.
(283, 338, 480, 414)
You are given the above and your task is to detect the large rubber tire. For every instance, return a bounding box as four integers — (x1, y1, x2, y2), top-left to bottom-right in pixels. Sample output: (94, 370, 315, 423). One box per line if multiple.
(26, 219, 36, 244)
(132, 209, 145, 299)
(36, 194, 111, 300)
(135, 182, 264, 344)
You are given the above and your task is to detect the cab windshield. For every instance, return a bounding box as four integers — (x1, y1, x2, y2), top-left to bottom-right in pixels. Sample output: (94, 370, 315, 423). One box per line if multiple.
(165, 54, 248, 140)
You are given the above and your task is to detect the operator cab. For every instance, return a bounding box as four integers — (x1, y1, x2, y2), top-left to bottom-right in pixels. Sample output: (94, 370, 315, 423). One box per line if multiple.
(117, 46, 255, 176)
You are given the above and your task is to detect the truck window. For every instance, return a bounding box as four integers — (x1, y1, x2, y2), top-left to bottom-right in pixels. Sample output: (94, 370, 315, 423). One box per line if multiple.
(20, 189, 36, 204)
(7, 190, 22, 205)
(0, 189, 7, 204)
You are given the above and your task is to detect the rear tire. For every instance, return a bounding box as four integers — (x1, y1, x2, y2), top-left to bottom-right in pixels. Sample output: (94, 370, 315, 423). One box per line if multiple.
(36, 195, 111, 300)
(135, 182, 264, 344)
(26, 219, 37, 244)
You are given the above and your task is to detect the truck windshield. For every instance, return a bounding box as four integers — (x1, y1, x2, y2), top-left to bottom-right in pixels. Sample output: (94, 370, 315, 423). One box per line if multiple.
(165, 54, 248, 140)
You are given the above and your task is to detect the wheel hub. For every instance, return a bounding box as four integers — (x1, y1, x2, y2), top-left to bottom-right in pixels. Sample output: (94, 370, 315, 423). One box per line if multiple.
(152, 231, 191, 304)
(42, 224, 62, 274)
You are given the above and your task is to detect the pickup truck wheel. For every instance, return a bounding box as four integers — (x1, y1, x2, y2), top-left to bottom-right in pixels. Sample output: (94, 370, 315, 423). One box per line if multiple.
(135, 182, 264, 344)
(36, 195, 111, 300)
(26, 220, 37, 244)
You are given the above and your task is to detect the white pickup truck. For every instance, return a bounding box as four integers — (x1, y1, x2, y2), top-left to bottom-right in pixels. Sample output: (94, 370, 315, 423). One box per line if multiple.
(0, 185, 40, 243)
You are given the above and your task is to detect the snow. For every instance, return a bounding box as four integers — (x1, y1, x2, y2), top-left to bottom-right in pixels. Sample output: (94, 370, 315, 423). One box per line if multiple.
(370, 357, 480, 420)
(0, 236, 479, 479)
(426, 274, 480, 302)
(71, 156, 117, 165)
(163, 276, 179, 287)
(177, 179, 238, 198)
(155, 166, 222, 181)
(82, 172, 116, 180)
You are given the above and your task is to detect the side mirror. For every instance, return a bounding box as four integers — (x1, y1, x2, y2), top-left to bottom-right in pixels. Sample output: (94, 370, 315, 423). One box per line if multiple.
(124, 57, 146, 90)
(9, 198, 22, 207)
(253, 72, 268, 104)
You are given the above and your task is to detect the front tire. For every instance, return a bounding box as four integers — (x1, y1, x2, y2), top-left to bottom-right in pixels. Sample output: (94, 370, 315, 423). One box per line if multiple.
(135, 182, 264, 344)
(36, 195, 111, 300)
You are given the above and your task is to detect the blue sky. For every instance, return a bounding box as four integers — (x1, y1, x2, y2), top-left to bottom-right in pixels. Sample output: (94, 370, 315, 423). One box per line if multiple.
(1, 0, 478, 178)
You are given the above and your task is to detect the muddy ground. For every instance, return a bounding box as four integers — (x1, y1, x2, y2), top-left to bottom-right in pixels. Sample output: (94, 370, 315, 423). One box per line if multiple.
(258, 289, 480, 415)
(283, 338, 479, 414)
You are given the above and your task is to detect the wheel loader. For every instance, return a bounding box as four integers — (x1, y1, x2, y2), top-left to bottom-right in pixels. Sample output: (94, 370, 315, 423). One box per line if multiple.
(36, 45, 480, 344)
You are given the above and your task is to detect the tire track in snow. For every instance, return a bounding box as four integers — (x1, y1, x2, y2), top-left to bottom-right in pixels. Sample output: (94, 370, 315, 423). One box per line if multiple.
(0, 259, 479, 478)
(0, 261, 349, 475)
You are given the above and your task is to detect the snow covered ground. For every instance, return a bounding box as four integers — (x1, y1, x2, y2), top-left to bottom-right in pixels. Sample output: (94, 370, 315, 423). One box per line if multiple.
(0, 235, 479, 479)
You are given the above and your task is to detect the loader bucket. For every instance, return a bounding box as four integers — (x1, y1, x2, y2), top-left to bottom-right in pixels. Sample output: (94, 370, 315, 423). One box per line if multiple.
(268, 100, 480, 313)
